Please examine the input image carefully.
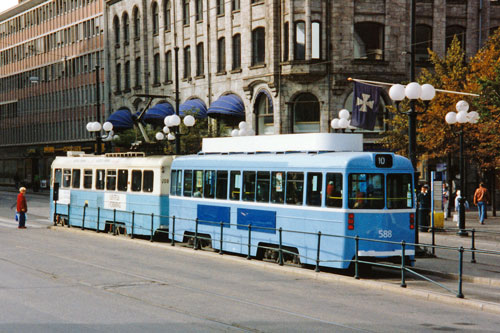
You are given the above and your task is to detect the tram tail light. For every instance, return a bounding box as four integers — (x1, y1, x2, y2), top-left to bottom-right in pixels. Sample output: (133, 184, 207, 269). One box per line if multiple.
(409, 213, 415, 230)
(348, 213, 355, 230)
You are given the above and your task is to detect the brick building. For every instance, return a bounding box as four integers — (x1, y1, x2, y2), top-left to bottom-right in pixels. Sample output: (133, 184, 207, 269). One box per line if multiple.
(0, 0, 104, 187)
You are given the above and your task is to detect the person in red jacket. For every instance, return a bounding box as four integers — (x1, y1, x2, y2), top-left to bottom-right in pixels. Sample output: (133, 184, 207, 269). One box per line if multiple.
(16, 187, 28, 229)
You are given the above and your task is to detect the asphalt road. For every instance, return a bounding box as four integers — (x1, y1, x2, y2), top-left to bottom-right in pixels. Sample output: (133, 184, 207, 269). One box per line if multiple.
(1, 190, 500, 332)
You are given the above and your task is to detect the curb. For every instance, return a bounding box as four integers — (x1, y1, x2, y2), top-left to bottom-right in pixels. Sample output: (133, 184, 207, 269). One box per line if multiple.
(50, 225, 500, 315)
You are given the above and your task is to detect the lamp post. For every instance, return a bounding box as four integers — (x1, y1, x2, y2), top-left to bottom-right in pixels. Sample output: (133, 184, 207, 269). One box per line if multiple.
(86, 121, 115, 153)
(156, 114, 196, 152)
(445, 100, 479, 236)
(330, 109, 354, 132)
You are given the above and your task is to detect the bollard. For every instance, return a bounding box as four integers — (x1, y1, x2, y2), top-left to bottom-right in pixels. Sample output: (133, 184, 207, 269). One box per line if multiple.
(82, 205, 86, 230)
(278, 228, 284, 266)
(354, 236, 359, 280)
(471, 229, 476, 264)
(219, 221, 224, 255)
(247, 224, 252, 260)
(400, 241, 407, 288)
(96, 207, 100, 233)
(131, 211, 135, 239)
(67, 203, 71, 228)
(194, 218, 199, 250)
(431, 224, 436, 256)
(113, 209, 117, 235)
(457, 246, 464, 298)
(315, 231, 322, 273)
(150, 213, 154, 242)
(171, 216, 175, 246)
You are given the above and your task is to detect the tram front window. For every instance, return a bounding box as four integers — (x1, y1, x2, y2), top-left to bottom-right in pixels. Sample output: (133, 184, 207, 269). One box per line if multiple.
(387, 173, 413, 209)
(348, 173, 384, 209)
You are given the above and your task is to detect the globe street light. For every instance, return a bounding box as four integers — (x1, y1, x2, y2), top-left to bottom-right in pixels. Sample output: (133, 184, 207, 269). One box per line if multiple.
(445, 100, 479, 236)
(86, 121, 115, 153)
(156, 114, 197, 152)
(330, 109, 354, 132)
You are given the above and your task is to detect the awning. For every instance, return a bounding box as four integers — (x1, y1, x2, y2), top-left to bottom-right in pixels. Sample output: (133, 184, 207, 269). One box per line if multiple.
(180, 99, 207, 118)
(106, 109, 134, 130)
(143, 103, 175, 126)
(207, 94, 245, 119)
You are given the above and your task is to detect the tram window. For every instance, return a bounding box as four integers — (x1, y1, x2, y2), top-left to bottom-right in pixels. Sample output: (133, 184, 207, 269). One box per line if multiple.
(175, 169, 182, 196)
(271, 171, 285, 204)
(143, 170, 154, 192)
(62, 169, 71, 188)
(117, 169, 128, 191)
(229, 171, 241, 200)
(325, 173, 343, 208)
(286, 172, 304, 205)
(256, 171, 270, 203)
(204, 170, 215, 198)
(54, 168, 62, 187)
(193, 170, 203, 197)
(348, 173, 384, 209)
(242, 171, 256, 201)
(216, 170, 228, 199)
(106, 170, 117, 191)
(96, 169, 105, 190)
(387, 173, 413, 209)
(183, 170, 193, 197)
(170, 170, 177, 195)
(83, 169, 92, 189)
(131, 170, 142, 191)
(306, 172, 322, 207)
(72, 169, 81, 188)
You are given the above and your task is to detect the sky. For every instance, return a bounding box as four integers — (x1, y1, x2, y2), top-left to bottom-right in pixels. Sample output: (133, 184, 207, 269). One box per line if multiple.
(0, 0, 18, 13)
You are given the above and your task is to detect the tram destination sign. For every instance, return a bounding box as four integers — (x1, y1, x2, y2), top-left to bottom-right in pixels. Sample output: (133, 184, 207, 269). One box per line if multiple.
(375, 154, 393, 168)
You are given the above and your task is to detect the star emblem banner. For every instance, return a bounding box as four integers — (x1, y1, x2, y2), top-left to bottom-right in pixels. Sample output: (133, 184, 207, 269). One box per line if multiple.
(351, 81, 381, 130)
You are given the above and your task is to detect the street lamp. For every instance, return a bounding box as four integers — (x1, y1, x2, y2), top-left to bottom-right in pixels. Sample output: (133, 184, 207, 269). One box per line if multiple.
(230, 121, 255, 137)
(86, 121, 115, 153)
(445, 100, 479, 236)
(156, 114, 196, 152)
(330, 109, 354, 132)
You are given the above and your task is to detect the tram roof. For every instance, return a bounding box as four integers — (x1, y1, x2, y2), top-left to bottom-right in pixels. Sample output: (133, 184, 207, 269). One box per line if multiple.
(173, 151, 413, 171)
(51, 154, 175, 169)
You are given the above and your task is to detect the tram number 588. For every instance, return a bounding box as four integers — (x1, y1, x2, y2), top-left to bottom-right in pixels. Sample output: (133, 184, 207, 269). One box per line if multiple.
(378, 230, 392, 238)
(375, 154, 393, 168)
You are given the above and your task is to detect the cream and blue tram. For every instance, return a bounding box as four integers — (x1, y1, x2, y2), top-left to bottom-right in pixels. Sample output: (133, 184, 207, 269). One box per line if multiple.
(50, 152, 174, 235)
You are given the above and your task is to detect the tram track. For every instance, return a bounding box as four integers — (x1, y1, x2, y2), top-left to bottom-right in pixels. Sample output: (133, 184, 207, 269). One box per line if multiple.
(10, 243, 372, 332)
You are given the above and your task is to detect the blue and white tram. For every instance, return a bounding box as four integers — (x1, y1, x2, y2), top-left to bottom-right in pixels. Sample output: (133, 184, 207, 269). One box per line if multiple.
(169, 137, 415, 269)
(50, 152, 174, 235)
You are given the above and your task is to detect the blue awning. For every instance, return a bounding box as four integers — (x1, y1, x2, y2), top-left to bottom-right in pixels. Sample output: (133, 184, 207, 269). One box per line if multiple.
(207, 94, 245, 119)
(180, 99, 207, 118)
(106, 109, 134, 130)
(143, 103, 175, 126)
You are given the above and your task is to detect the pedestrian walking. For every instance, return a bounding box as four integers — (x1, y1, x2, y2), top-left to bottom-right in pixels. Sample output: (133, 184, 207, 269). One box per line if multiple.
(417, 184, 431, 231)
(454, 190, 469, 226)
(16, 187, 28, 229)
(473, 182, 490, 224)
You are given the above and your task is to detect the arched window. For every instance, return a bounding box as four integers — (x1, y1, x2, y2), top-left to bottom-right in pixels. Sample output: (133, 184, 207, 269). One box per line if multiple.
(217, 37, 225, 73)
(252, 27, 265, 65)
(152, 2, 159, 35)
(123, 12, 129, 43)
(113, 16, 120, 44)
(354, 22, 384, 60)
(165, 51, 172, 81)
(416, 24, 432, 62)
(196, 43, 204, 76)
(446, 25, 466, 52)
(312, 21, 321, 59)
(294, 21, 305, 60)
(343, 91, 387, 132)
(135, 57, 141, 87)
(232, 34, 241, 70)
(164, 0, 171, 30)
(153, 53, 160, 84)
(133, 7, 140, 38)
(292, 93, 320, 133)
(184, 46, 191, 78)
(124, 61, 130, 90)
(254, 91, 274, 135)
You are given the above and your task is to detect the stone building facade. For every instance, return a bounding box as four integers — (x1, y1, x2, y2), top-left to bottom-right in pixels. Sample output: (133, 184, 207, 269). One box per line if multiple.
(105, 0, 500, 144)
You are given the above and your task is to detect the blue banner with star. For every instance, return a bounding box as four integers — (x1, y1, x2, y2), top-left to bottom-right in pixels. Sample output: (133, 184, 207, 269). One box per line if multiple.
(351, 82, 381, 130)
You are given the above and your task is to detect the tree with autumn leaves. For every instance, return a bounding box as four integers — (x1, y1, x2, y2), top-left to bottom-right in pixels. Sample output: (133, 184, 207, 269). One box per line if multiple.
(382, 29, 500, 181)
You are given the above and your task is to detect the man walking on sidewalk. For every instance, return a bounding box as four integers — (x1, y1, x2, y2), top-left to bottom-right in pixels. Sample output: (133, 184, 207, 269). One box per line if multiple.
(473, 182, 490, 225)
(16, 187, 28, 229)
